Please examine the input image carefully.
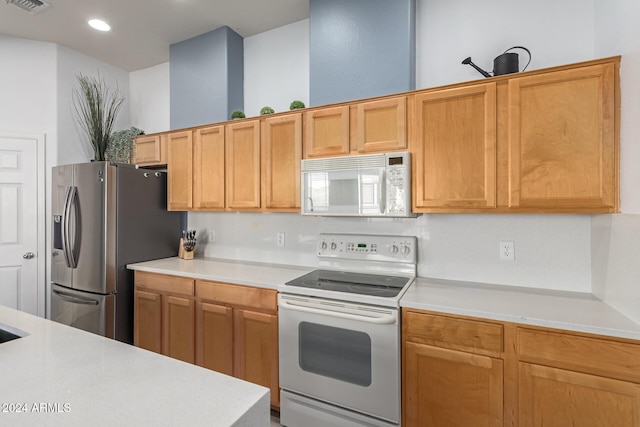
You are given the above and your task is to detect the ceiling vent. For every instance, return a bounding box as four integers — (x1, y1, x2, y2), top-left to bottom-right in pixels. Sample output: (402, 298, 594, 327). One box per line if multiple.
(5, 0, 50, 14)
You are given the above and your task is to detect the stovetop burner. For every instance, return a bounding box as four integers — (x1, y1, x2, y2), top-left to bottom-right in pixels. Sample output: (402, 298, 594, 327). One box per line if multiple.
(286, 269, 410, 298)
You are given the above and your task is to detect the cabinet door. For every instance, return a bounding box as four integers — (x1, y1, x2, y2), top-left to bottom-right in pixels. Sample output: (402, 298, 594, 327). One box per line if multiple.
(233, 309, 279, 408)
(404, 342, 503, 427)
(133, 289, 162, 354)
(196, 301, 233, 375)
(194, 125, 225, 210)
(134, 135, 165, 166)
(519, 362, 640, 427)
(507, 63, 617, 211)
(410, 84, 497, 211)
(261, 113, 302, 210)
(304, 106, 350, 158)
(354, 96, 407, 153)
(164, 295, 195, 363)
(225, 120, 261, 209)
(167, 130, 193, 210)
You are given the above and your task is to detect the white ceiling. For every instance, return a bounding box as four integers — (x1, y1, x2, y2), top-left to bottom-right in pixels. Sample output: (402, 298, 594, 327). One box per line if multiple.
(0, 0, 309, 71)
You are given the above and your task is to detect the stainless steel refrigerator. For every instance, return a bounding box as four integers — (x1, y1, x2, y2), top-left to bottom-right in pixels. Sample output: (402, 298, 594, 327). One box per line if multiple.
(51, 161, 181, 344)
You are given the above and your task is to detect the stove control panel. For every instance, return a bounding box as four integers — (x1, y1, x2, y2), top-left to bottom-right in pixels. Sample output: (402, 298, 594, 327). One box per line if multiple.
(317, 233, 417, 264)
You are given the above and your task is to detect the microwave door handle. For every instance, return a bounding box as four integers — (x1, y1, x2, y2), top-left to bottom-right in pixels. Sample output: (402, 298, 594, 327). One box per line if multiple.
(279, 299, 396, 325)
(307, 196, 314, 212)
(379, 169, 386, 214)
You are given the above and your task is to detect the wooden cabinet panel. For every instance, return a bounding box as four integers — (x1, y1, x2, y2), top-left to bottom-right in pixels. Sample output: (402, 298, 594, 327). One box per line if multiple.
(164, 295, 195, 363)
(507, 63, 617, 211)
(134, 135, 165, 166)
(226, 120, 261, 209)
(519, 362, 640, 427)
(404, 342, 503, 427)
(354, 96, 407, 153)
(404, 310, 503, 356)
(194, 125, 225, 210)
(196, 280, 277, 312)
(410, 83, 497, 211)
(133, 290, 162, 354)
(261, 113, 302, 210)
(518, 328, 640, 383)
(304, 106, 350, 158)
(167, 130, 193, 211)
(196, 301, 233, 375)
(134, 271, 194, 296)
(234, 309, 279, 408)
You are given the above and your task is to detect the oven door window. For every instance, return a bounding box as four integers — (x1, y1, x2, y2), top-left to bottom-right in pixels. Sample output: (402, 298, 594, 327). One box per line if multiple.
(298, 322, 372, 387)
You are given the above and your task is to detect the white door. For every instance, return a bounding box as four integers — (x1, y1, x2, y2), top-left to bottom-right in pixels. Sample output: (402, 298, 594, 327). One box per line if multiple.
(0, 133, 45, 316)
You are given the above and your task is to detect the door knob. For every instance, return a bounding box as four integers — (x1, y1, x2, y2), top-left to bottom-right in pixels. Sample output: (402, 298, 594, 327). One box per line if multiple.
(23, 252, 35, 259)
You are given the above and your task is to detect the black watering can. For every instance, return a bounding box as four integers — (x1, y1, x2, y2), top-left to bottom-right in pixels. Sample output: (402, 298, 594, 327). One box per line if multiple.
(462, 46, 531, 78)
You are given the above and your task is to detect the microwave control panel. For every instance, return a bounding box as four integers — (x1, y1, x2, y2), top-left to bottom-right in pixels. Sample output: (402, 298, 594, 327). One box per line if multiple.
(385, 153, 411, 216)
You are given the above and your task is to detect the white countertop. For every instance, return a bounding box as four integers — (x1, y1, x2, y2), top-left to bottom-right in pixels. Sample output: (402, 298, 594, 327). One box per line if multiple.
(401, 277, 640, 341)
(0, 305, 269, 427)
(128, 257, 314, 290)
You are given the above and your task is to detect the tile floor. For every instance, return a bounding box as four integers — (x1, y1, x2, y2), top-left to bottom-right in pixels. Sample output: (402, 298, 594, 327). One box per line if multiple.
(270, 410, 282, 426)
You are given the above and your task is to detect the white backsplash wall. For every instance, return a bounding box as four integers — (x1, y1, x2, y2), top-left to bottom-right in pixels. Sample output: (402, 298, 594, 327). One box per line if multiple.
(189, 212, 592, 293)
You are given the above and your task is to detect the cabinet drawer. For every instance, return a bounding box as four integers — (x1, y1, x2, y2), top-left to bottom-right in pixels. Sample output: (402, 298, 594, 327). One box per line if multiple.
(518, 328, 640, 383)
(134, 271, 194, 296)
(403, 310, 503, 355)
(196, 280, 277, 312)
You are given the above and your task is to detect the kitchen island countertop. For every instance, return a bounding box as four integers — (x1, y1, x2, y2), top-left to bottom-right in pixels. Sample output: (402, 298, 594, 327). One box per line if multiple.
(0, 305, 269, 427)
(402, 277, 640, 341)
(127, 256, 314, 290)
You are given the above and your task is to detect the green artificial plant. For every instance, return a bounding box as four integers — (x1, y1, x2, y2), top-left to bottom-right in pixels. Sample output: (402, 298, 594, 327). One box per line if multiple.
(260, 106, 275, 115)
(230, 110, 246, 119)
(106, 127, 144, 164)
(73, 73, 125, 161)
(289, 100, 305, 110)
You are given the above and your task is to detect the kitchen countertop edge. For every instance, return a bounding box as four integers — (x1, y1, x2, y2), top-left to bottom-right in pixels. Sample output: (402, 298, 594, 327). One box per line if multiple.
(401, 277, 640, 341)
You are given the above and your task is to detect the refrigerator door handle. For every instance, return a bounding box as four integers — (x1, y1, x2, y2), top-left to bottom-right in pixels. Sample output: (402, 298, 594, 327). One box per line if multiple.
(61, 186, 73, 267)
(62, 186, 80, 269)
(52, 289, 100, 306)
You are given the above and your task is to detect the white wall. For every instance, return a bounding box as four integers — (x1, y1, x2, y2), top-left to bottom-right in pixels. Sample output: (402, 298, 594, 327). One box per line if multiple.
(243, 19, 310, 117)
(130, 63, 171, 133)
(416, 0, 595, 88)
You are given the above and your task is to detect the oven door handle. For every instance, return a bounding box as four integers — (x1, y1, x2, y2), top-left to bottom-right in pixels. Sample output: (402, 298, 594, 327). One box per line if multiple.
(279, 299, 397, 325)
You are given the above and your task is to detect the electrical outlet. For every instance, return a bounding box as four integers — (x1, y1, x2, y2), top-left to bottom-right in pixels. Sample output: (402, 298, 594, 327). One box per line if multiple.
(499, 241, 515, 261)
(277, 232, 285, 247)
(208, 230, 216, 243)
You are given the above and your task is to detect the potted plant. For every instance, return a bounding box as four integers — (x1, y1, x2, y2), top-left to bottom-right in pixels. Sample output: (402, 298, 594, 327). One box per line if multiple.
(72, 73, 124, 161)
(230, 110, 246, 119)
(260, 106, 275, 115)
(290, 100, 305, 110)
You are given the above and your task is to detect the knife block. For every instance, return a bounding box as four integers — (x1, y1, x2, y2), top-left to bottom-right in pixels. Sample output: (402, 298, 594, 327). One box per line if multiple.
(178, 238, 194, 260)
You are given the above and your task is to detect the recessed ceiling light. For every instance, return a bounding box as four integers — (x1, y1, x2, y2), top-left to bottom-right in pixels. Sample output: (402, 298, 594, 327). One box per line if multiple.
(88, 19, 111, 32)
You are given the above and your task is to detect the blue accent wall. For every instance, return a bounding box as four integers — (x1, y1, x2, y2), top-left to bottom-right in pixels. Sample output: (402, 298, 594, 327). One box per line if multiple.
(309, 0, 415, 106)
(170, 26, 244, 129)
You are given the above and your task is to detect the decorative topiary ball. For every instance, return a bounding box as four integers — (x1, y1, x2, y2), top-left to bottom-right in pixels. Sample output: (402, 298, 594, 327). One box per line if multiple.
(230, 110, 245, 119)
(260, 106, 275, 115)
(289, 100, 305, 110)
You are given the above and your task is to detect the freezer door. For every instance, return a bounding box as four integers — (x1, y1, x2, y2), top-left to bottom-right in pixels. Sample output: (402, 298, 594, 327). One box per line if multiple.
(50, 284, 115, 338)
(72, 162, 113, 294)
(51, 165, 74, 287)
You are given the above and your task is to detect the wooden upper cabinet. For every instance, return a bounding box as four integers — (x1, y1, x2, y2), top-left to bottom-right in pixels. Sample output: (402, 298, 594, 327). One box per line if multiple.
(261, 113, 302, 210)
(410, 83, 497, 211)
(194, 125, 225, 210)
(167, 130, 193, 211)
(134, 134, 166, 166)
(225, 119, 261, 209)
(354, 96, 407, 153)
(304, 105, 350, 158)
(507, 62, 618, 212)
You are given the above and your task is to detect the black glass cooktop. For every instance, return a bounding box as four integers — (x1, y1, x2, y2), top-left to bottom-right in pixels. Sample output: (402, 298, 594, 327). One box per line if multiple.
(285, 269, 410, 298)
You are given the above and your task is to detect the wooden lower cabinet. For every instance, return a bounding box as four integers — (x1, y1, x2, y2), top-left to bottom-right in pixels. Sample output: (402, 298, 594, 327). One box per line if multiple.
(233, 309, 279, 408)
(519, 362, 640, 427)
(196, 301, 233, 375)
(403, 308, 640, 427)
(133, 272, 196, 364)
(404, 342, 503, 427)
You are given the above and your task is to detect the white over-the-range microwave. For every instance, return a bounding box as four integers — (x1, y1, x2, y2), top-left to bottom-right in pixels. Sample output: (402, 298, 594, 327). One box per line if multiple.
(301, 151, 413, 217)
